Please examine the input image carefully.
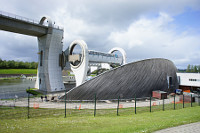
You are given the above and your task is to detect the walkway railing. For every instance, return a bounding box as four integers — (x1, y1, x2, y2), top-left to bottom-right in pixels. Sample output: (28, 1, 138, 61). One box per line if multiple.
(0, 10, 63, 30)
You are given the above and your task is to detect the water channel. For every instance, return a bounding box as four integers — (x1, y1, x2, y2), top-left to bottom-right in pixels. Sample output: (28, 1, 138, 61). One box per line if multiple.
(0, 78, 36, 99)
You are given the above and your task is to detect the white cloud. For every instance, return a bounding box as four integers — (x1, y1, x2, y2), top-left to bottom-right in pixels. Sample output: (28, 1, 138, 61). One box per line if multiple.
(0, 31, 37, 61)
(108, 12, 200, 68)
(108, 12, 174, 48)
(0, 0, 200, 68)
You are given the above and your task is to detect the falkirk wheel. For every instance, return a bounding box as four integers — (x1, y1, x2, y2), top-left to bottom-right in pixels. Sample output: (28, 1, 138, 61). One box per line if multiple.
(35, 38, 127, 93)
(0, 12, 178, 100)
(33, 18, 178, 100)
(66, 40, 127, 87)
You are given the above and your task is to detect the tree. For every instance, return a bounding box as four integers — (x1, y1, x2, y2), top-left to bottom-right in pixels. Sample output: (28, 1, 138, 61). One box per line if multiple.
(7, 60, 15, 69)
(194, 65, 198, 73)
(30, 62, 38, 69)
(0, 59, 38, 69)
(186, 64, 191, 73)
(0, 58, 2, 68)
(14, 61, 19, 69)
(191, 65, 195, 72)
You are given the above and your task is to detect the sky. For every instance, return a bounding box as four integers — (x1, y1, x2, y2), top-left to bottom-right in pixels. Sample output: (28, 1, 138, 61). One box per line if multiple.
(0, 0, 200, 69)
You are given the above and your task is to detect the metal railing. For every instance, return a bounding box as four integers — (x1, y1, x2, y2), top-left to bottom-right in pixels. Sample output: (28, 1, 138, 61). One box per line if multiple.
(0, 90, 199, 119)
(0, 10, 63, 30)
(89, 50, 120, 58)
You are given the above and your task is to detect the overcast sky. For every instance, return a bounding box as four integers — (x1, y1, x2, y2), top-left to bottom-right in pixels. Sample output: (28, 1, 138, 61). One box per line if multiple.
(0, 0, 200, 69)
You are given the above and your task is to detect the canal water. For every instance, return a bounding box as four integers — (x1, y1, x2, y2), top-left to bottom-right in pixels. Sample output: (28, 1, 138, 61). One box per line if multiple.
(0, 79, 36, 99)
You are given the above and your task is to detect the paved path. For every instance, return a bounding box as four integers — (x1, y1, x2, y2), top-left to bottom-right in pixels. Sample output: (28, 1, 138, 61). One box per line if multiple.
(154, 122, 200, 133)
(0, 96, 176, 109)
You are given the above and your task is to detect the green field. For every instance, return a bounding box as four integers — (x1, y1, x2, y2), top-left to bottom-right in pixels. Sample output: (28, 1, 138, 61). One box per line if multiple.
(0, 69, 37, 74)
(0, 106, 200, 133)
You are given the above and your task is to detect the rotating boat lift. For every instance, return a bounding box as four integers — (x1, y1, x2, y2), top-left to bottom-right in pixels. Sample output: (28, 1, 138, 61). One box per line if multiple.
(0, 12, 126, 93)
(34, 18, 127, 92)
(0, 12, 178, 99)
(66, 40, 126, 87)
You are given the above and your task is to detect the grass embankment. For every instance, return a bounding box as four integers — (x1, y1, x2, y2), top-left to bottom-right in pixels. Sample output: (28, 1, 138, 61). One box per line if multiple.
(0, 106, 200, 133)
(26, 88, 42, 95)
(0, 69, 37, 74)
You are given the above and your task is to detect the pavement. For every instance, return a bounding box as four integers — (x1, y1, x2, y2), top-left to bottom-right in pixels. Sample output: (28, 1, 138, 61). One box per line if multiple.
(0, 96, 177, 109)
(154, 122, 200, 133)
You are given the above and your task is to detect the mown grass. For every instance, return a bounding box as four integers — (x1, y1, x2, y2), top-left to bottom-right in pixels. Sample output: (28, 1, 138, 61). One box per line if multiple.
(0, 105, 200, 133)
(0, 69, 37, 74)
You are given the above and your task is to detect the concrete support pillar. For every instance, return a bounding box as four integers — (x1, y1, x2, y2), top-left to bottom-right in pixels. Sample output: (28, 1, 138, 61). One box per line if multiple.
(35, 17, 64, 92)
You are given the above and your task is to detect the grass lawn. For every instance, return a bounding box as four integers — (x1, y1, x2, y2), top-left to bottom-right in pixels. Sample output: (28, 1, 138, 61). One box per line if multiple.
(0, 106, 200, 133)
(0, 69, 37, 74)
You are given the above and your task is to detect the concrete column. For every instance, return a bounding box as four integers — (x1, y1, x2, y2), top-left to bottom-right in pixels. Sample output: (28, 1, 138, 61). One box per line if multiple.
(35, 17, 64, 93)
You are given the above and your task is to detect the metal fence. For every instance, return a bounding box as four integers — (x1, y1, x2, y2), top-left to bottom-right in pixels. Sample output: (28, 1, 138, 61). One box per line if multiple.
(0, 90, 199, 119)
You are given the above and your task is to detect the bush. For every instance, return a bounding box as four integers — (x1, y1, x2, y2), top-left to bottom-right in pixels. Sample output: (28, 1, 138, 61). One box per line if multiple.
(26, 88, 42, 96)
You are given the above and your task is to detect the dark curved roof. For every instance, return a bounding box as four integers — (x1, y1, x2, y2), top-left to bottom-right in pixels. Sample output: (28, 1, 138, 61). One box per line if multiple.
(65, 58, 178, 100)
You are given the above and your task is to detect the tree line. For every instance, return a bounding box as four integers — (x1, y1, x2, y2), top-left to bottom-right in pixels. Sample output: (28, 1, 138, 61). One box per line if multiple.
(186, 64, 200, 73)
(0, 58, 38, 69)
